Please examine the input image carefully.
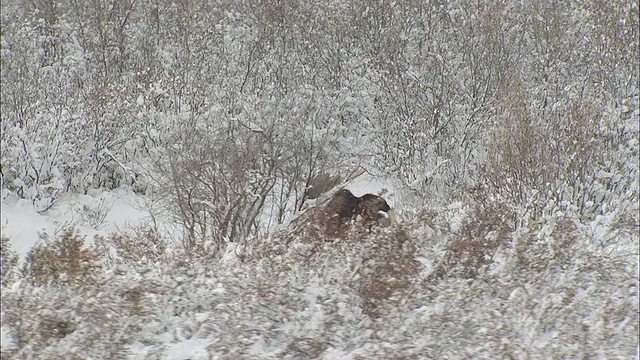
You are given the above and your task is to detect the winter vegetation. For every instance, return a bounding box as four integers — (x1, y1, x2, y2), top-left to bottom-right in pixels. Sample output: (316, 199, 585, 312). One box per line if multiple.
(1, 0, 638, 358)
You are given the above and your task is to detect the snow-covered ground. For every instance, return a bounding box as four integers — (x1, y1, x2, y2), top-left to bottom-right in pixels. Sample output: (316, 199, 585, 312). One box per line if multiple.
(1, 188, 149, 259)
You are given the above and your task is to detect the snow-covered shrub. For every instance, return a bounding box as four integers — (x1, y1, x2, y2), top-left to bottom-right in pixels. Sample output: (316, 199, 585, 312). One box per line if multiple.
(150, 117, 279, 249)
(349, 213, 637, 359)
(3, 286, 79, 355)
(0, 5, 140, 210)
(22, 229, 100, 287)
(3, 204, 637, 359)
(93, 228, 166, 269)
(513, 217, 581, 272)
(3, 228, 173, 358)
(474, 0, 639, 225)
(2, 265, 160, 359)
(0, 236, 19, 288)
(352, 226, 421, 319)
(483, 83, 639, 226)
(431, 203, 513, 280)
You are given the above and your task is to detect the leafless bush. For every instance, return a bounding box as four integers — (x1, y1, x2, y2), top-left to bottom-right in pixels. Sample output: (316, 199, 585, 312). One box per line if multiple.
(480, 71, 633, 224)
(93, 227, 166, 268)
(355, 226, 420, 318)
(152, 119, 278, 252)
(432, 204, 512, 280)
(22, 229, 101, 287)
(80, 198, 113, 229)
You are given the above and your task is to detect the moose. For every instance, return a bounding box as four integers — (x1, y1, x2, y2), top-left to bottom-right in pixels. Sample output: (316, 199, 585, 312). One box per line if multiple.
(323, 189, 392, 230)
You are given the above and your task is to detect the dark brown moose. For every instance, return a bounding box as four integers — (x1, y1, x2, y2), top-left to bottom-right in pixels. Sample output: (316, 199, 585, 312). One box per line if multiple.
(323, 189, 391, 233)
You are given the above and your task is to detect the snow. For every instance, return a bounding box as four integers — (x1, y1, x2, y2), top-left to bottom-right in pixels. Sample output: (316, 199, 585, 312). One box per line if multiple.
(128, 338, 214, 360)
(162, 338, 213, 360)
(1, 188, 148, 259)
(1, 195, 54, 257)
(345, 173, 399, 209)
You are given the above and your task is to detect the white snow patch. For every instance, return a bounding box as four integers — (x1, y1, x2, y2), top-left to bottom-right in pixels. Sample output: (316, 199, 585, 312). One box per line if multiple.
(1, 189, 149, 259)
(0, 326, 16, 352)
(1, 194, 56, 257)
(345, 173, 399, 208)
(161, 338, 213, 360)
